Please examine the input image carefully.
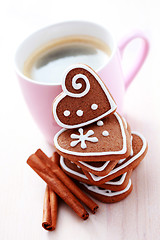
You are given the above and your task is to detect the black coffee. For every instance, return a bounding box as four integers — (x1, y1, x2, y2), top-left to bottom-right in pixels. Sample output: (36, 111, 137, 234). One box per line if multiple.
(23, 36, 111, 84)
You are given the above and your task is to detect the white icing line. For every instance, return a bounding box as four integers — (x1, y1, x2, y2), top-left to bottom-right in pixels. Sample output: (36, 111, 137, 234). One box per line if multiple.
(122, 117, 128, 129)
(89, 171, 127, 184)
(105, 172, 127, 185)
(60, 156, 88, 180)
(118, 158, 126, 164)
(87, 131, 147, 180)
(60, 156, 128, 186)
(81, 179, 132, 197)
(78, 160, 110, 172)
(53, 64, 117, 129)
(54, 112, 127, 156)
(118, 135, 132, 164)
(130, 136, 133, 156)
(89, 172, 107, 181)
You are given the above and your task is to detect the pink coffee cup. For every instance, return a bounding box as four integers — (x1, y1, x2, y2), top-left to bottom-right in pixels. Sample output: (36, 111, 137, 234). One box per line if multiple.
(15, 21, 149, 144)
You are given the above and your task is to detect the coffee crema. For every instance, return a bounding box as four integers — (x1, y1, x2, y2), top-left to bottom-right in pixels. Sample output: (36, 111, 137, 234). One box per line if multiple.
(23, 35, 111, 84)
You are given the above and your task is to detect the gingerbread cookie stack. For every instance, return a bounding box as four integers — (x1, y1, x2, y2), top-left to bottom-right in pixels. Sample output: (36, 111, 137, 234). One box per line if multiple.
(53, 64, 148, 203)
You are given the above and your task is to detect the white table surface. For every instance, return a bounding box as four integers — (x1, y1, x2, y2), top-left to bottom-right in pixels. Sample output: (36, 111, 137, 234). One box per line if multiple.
(0, 0, 160, 239)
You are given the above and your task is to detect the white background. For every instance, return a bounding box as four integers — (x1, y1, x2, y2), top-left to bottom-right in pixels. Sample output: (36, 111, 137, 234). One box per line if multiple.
(0, 0, 160, 239)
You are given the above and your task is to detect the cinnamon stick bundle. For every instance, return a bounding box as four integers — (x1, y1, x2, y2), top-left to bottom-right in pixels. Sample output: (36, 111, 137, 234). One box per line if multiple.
(35, 149, 98, 214)
(27, 153, 89, 220)
(42, 185, 58, 231)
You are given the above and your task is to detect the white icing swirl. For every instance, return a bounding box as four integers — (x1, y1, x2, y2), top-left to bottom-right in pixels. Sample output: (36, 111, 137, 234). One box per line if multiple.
(62, 73, 90, 98)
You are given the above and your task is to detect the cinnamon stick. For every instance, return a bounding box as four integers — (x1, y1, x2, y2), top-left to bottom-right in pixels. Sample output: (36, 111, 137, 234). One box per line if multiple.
(52, 152, 60, 165)
(35, 149, 98, 214)
(27, 154, 89, 220)
(42, 156, 58, 231)
(42, 185, 58, 231)
(42, 154, 58, 231)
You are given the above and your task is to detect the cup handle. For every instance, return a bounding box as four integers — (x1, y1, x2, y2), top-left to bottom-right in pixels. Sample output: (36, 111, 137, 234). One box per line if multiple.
(119, 31, 150, 90)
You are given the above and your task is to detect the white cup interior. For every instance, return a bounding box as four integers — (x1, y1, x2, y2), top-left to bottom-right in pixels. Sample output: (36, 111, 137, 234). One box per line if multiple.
(15, 21, 116, 85)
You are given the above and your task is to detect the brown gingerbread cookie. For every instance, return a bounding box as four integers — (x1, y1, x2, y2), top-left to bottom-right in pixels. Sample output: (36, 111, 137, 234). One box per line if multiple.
(79, 180, 133, 203)
(83, 131, 148, 185)
(99, 170, 132, 191)
(74, 118, 131, 176)
(54, 112, 131, 162)
(60, 157, 93, 185)
(53, 64, 117, 129)
(74, 160, 119, 177)
(60, 156, 132, 191)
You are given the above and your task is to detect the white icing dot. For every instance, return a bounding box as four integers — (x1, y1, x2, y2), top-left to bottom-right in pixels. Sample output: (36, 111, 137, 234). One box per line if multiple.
(102, 130, 109, 137)
(91, 104, 98, 110)
(97, 120, 104, 126)
(63, 110, 70, 117)
(76, 110, 83, 117)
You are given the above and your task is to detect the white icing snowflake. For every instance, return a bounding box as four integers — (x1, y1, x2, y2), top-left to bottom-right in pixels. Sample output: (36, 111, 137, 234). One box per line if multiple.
(70, 128, 98, 149)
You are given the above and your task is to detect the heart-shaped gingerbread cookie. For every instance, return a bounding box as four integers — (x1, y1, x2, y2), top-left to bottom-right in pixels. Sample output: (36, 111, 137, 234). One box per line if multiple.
(53, 64, 117, 129)
(54, 112, 131, 161)
(83, 131, 148, 184)
(60, 157, 132, 191)
(79, 180, 133, 203)
(74, 117, 131, 176)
